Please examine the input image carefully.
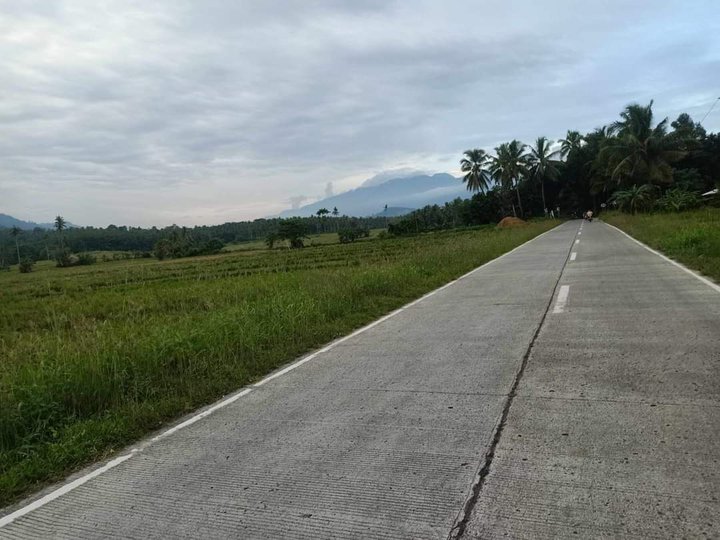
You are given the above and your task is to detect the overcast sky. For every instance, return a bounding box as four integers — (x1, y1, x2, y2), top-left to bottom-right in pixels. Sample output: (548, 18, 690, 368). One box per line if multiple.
(2, 1, 719, 227)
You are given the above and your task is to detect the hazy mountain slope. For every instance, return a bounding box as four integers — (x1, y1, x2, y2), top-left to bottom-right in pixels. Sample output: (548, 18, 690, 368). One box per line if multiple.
(0, 214, 56, 230)
(280, 173, 468, 217)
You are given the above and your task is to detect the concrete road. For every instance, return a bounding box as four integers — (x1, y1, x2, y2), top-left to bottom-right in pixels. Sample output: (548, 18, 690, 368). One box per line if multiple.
(463, 221, 720, 539)
(1, 221, 718, 539)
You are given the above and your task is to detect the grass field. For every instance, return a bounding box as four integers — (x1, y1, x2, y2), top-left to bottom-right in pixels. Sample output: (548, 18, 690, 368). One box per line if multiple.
(0, 221, 558, 506)
(604, 208, 720, 282)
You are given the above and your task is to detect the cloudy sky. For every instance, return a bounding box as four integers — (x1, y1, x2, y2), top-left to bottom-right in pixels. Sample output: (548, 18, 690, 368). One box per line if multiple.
(2, 1, 719, 227)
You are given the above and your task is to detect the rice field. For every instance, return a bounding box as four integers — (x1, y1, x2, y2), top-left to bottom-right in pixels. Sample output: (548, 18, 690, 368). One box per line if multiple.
(0, 221, 558, 505)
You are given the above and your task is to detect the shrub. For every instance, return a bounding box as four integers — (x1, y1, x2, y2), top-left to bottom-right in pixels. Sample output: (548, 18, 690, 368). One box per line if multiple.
(656, 188, 701, 212)
(76, 253, 97, 266)
(338, 227, 370, 243)
(55, 249, 73, 268)
(18, 258, 35, 273)
(153, 236, 225, 260)
(265, 233, 278, 249)
(277, 220, 308, 249)
(609, 184, 657, 214)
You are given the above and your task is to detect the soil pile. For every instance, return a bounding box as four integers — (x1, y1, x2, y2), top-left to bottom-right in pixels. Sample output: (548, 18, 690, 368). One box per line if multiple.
(497, 216, 527, 228)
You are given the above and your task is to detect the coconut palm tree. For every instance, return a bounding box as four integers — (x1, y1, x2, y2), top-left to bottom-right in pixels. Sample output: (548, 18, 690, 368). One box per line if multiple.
(10, 226, 22, 264)
(602, 101, 685, 187)
(527, 137, 562, 213)
(54, 215, 66, 249)
(489, 140, 528, 217)
(560, 130, 584, 158)
(610, 184, 657, 214)
(459, 149, 493, 193)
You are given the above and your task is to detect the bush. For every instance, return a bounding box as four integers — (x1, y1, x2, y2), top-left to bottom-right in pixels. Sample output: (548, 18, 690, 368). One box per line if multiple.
(277, 220, 308, 249)
(656, 188, 701, 212)
(75, 253, 97, 266)
(18, 258, 35, 273)
(338, 227, 370, 243)
(609, 184, 657, 214)
(153, 236, 225, 260)
(265, 233, 278, 249)
(55, 249, 73, 268)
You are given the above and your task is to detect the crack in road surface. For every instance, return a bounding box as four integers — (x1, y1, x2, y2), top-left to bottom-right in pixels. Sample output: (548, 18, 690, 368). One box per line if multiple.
(447, 223, 578, 540)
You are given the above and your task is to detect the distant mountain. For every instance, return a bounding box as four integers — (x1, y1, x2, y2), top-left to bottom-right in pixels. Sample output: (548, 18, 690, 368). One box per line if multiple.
(279, 173, 469, 217)
(374, 207, 414, 217)
(0, 214, 56, 230)
(360, 169, 430, 188)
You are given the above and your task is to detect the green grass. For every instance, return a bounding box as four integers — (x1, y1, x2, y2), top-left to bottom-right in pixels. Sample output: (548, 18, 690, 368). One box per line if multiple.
(0, 221, 557, 506)
(604, 208, 720, 282)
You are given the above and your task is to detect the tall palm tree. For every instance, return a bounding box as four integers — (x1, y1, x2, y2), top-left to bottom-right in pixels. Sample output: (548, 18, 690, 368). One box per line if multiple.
(527, 137, 562, 213)
(560, 130, 584, 158)
(10, 226, 22, 264)
(490, 140, 528, 217)
(602, 101, 685, 186)
(459, 149, 492, 193)
(54, 215, 66, 249)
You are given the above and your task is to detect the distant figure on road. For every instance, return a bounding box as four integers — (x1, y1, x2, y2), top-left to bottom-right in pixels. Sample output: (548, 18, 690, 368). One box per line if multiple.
(584, 210, 593, 222)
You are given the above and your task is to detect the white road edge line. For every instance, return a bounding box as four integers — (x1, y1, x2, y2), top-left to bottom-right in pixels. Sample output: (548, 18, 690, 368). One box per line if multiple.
(603, 222, 720, 294)
(553, 285, 570, 314)
(0, 222, 570, 528)
(150, 388, 254, 442)
(0, 454, 134, 528)
(570, 252, 577, 261)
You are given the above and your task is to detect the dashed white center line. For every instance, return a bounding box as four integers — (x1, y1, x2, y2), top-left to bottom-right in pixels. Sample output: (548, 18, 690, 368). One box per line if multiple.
(570, 252, 577, 261)
(575, 239, 580, 245)
(553, 285, 570, 314)
(578, 232, 582, 235)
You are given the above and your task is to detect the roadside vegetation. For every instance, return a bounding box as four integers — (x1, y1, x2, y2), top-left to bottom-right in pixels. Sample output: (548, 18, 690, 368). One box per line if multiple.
(389, 101, 718, 235)
(604, 208, 720, 282)
(0, 221, 557, 505)
(0, 213, 391, 270)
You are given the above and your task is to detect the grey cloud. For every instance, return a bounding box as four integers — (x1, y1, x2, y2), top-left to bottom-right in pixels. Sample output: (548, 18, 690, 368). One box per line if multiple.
(1, 0, 719, 226)
(288, 195, 308, 210)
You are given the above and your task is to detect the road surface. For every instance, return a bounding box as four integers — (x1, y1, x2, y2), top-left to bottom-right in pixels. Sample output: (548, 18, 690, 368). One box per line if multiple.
(1, 221, 719, 539)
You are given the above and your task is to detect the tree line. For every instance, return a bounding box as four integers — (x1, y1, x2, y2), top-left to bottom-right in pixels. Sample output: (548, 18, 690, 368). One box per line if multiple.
(390, 100, 719, 235)
(0, 211, 391, 268)
(3, 100, 717, 264)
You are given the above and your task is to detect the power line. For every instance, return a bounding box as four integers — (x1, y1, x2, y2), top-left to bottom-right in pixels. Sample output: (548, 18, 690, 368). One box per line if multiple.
(699, 96, 720, 124)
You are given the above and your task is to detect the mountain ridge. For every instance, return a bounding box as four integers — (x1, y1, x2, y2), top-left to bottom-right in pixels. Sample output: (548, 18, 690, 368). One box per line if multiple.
(0, 214, 57, 230)
(279, 173, 469, 217)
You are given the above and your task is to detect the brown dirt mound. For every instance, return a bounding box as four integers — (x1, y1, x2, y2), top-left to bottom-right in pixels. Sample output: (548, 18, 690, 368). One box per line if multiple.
(497, 216, 527, 228)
